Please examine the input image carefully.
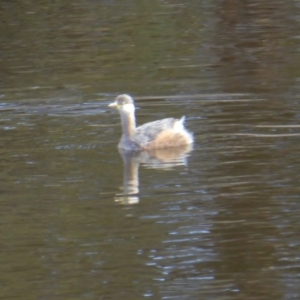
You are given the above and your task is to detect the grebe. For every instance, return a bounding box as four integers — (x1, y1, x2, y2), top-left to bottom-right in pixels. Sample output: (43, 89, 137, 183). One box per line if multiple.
(109, 94, 193, 151)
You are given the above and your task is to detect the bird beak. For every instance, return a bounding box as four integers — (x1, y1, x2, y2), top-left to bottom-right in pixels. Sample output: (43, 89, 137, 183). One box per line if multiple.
(108, 102, 117, 108)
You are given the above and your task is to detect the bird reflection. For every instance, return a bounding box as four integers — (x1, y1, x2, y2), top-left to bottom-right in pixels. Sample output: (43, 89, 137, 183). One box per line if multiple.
(114, 145, 192, 204)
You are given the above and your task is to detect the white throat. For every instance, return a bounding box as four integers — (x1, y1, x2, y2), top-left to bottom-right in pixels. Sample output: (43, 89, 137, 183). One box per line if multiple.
(122, 103, 135, 114)
(119, 103, 136, 138)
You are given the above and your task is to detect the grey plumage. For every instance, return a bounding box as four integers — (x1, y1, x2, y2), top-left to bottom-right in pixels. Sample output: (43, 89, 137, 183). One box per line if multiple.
(133, 118, 178, 146)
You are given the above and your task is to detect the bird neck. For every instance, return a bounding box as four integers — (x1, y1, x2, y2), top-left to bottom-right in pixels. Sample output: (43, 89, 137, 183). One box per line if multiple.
(120, 111, 136, 138)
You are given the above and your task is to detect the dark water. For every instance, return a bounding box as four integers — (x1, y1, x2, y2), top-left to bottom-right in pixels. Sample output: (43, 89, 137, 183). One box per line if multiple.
(1, 1, 300, 299)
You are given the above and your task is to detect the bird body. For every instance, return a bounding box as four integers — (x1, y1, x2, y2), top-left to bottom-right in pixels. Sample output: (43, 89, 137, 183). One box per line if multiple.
(109, 94, 193, 151)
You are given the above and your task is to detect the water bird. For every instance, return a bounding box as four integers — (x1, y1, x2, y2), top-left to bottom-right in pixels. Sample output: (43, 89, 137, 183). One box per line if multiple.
(109, 94, 193, 151)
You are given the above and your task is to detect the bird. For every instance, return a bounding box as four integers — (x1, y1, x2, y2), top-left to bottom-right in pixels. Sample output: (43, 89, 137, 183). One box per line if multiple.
(108, 94, 193, 151)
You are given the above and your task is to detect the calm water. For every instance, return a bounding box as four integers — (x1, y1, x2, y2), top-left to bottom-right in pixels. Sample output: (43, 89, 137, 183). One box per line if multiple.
(1, 1, 300, 299)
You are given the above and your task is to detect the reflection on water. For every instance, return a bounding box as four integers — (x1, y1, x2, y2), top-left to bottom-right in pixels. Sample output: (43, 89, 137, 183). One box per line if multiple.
(115, 146, 192, 204)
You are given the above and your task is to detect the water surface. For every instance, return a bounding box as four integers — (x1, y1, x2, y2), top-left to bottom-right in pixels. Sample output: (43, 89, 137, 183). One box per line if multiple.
(1, 1, 300, 299)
